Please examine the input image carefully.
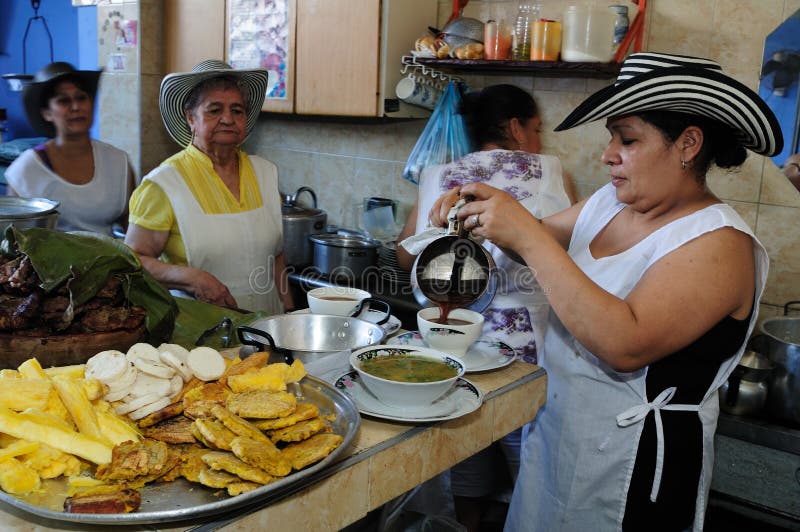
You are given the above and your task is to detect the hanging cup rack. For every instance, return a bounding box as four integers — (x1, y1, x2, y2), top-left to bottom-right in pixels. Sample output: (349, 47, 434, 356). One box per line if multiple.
(401, 55, 463, 89)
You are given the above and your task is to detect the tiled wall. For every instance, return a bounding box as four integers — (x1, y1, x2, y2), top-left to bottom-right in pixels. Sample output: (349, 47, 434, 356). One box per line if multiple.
(244, 0, 800, 316)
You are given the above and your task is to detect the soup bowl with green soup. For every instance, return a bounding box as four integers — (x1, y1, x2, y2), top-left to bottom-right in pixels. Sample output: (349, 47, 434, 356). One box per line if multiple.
(350, 345, 465, 407)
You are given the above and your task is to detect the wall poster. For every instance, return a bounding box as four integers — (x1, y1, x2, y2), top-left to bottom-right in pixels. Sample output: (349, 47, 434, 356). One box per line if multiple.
(227, 0, 296, 113)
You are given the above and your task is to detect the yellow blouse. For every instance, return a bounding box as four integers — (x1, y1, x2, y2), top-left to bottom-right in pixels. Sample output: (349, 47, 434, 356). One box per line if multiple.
(129, 145, 263, 265)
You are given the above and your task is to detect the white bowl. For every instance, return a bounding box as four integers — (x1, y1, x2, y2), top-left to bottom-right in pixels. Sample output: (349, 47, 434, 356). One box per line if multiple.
(417, 307, 484, 356)
(307, 286, 371, 316)
(350, 345, 465, 408)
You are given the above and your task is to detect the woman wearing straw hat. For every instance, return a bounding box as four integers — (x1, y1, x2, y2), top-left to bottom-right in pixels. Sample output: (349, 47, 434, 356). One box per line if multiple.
(5, 62, 134, 235)
(428, 53, 781, 530)
(125, 60, 293, 313)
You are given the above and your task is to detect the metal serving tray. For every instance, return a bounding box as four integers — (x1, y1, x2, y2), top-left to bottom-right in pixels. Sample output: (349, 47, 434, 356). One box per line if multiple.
(0, 376, 360, 525)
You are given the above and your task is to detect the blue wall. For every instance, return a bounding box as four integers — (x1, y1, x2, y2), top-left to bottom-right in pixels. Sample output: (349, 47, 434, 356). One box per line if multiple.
(0, 0, 97, 140)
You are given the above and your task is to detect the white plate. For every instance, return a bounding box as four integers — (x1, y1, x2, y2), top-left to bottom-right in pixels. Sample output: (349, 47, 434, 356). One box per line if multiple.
(334, 370, 482, 423)
(392, 332, 517, 372)
(292, 308, 401, 337)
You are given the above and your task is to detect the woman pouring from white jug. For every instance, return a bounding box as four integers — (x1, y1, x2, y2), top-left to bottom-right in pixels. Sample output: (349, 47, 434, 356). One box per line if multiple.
(431, 53, 781, 531)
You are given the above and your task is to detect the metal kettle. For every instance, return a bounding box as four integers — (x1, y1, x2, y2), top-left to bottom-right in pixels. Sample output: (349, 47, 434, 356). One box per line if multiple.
(411, 204, 496, 312)
(281, 186, 327, 266)
(719, 349, 775, 417)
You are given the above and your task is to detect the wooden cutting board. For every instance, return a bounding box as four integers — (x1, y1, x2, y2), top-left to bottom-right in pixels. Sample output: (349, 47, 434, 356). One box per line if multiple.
(0, 326, 147, 369)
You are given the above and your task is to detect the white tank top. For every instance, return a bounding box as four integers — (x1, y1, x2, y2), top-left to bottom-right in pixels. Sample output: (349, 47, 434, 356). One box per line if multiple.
(4, 140, 129, 236)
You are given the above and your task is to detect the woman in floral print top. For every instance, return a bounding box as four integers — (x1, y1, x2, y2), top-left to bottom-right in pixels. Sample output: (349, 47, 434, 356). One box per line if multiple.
(396, 84, 574, 530)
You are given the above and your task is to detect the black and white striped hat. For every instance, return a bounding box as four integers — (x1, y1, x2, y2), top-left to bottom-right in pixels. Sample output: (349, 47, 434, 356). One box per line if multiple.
(159, 59, 268, 147)
(555, 52, 783, 156)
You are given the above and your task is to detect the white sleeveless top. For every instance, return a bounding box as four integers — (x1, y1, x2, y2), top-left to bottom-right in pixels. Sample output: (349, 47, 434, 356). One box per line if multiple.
(415, 150, 571, 362)
(505, 183, 768, 532)
(144, 155, 283, 314)
(5, 140, 129, 235)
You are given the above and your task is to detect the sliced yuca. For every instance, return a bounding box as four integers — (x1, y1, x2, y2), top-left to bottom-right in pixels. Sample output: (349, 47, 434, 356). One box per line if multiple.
(85, 351, 128, 383)
(126, 373, 171, 399)
(159, 349, 193, 382)
(158, 343, 190, 362)
(128, 397, 171, 421)
(105, 363, 137, 393)
(133, 357, 175, 379)
(187, 347, 226, 381)
(168, 375, 184, 398)
(125, 343, 161, 364)
(115, 392, 163, 416)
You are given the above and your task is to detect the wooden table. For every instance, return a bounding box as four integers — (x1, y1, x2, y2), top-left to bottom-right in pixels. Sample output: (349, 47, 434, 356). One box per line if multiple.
(0, 362, 546, 531)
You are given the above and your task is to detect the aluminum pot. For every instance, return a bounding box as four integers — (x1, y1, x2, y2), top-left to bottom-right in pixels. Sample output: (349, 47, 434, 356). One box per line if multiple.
(237, 313, 386, 366)
(0, 197, 59, 233)
(282, 187, 327, 266)
(719, 350, 774, 417)
(309, 233, 379, 282)
(754, 313, 800, 424)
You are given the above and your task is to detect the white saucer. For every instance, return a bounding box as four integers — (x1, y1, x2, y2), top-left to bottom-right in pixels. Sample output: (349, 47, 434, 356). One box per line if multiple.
(292, 308, 401, 337)
(392, 332, 517, 372)
(334, 370, 482, 423)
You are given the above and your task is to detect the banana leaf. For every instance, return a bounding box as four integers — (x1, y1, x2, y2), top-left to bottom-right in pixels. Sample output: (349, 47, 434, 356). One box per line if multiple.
(5, 228, 178, 342)
(170, 296, 270, 350)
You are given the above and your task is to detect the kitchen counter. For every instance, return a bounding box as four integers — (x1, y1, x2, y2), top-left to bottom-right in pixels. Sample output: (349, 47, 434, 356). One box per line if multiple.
(0, 361, 546, 531)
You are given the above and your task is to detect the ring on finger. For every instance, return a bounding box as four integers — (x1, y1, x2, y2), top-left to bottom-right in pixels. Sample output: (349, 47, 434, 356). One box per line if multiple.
(471, 214, 481, 227)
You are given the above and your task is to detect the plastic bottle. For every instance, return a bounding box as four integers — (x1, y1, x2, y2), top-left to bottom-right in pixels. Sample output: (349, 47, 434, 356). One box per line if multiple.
(609, 5, 629, 55)
(512, 4, 539, 61)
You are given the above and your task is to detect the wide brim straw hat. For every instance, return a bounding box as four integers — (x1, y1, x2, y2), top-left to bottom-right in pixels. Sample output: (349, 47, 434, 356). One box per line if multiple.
(159, 59, 268, 147)
(22, 62, 102, 137)
(554, 52, 783, 157)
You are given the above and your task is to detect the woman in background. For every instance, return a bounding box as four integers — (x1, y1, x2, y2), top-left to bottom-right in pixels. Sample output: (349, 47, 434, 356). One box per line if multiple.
(5, 62, 134, 235)
(396, 84, 573, 531)
(125, 60, 293, 313)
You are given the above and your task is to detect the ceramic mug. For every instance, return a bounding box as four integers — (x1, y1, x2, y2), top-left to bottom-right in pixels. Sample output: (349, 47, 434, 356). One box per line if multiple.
(307, 286, 371, 316)
(395, 75, 442, 110)
(417, 307, 484, 356)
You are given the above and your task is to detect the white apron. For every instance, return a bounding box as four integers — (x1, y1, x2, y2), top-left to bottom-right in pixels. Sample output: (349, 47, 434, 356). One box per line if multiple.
(504, 184, 768, 532)
(146, 155, 283, 314)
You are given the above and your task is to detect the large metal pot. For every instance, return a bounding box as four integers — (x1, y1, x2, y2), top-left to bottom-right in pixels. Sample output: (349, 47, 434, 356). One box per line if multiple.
(309, 233, 379, 282)
(755, 313, 800, 424)
(237, 314, 386, 378)
(0, 197, 59, 233)
(719, 350, 774, 417)
(282, 187, 327, 266)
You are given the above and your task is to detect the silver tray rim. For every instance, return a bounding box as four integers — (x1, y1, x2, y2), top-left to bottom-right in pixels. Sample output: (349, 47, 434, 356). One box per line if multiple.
(0, 375, 361, 525)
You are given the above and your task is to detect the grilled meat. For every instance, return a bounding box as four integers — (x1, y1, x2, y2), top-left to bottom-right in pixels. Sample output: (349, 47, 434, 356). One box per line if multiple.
(64, 487, 142, 514)
(80, 305, 147, 333)
(0, 292, 41, 330)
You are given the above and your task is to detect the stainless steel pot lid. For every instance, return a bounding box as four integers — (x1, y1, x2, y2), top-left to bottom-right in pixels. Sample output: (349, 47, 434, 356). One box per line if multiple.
(0, 197, 59, 219)
(282, 205, 325, 217)
(309, 233, 380, 249)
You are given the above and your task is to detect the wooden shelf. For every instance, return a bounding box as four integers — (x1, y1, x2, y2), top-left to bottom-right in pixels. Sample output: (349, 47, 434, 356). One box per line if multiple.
(413, 58, 622, 79)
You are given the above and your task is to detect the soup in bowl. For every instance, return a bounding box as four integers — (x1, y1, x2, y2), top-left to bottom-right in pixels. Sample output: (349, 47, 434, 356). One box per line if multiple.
(350, 345, 465, 408)
(417, 307, 484, 356)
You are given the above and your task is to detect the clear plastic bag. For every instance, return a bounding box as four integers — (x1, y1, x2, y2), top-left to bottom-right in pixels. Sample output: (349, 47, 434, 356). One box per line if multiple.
(402, 82, 473, 185)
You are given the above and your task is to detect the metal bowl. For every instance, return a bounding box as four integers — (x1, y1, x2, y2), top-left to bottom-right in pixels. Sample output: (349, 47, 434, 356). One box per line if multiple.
(239, 314, 386, 363)
(0, 196, 59, 232)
